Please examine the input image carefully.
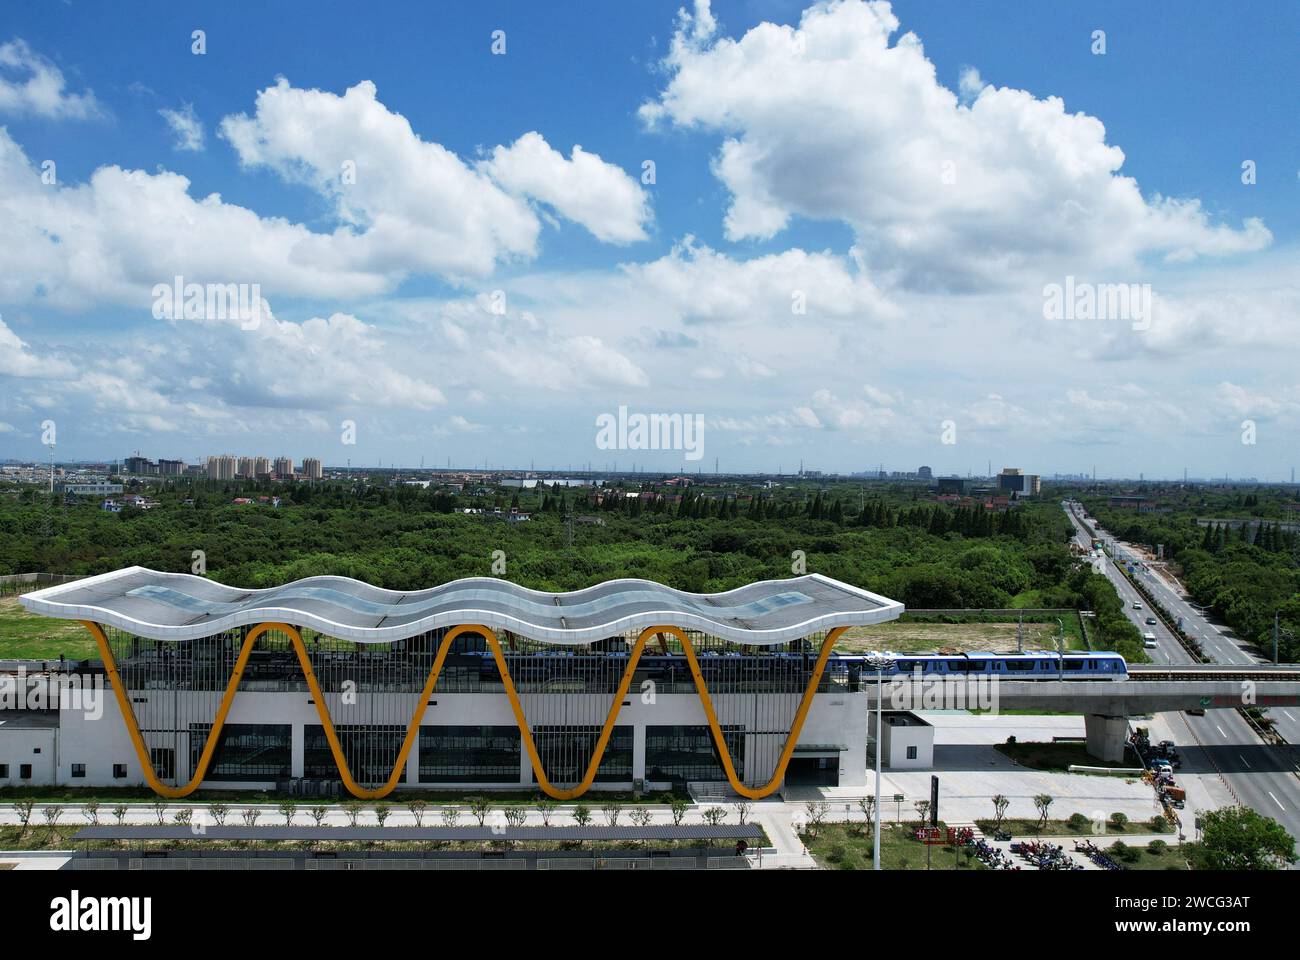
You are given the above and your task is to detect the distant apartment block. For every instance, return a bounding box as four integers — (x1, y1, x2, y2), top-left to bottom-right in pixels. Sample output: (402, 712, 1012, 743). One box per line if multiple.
(274, 456, 294, 479)
(301, 457, 323, 480)
(207, 454, 238, 480)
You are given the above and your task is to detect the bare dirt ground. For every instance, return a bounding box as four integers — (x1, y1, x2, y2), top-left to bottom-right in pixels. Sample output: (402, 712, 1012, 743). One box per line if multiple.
(835, 621, 1058, 654)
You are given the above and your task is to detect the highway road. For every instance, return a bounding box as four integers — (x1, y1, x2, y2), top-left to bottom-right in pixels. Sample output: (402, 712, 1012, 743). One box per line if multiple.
(1064, 501, 1300, 850)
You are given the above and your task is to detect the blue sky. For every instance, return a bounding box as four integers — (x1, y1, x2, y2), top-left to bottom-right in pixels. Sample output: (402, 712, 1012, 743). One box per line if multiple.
(0, 0, 1296, 478)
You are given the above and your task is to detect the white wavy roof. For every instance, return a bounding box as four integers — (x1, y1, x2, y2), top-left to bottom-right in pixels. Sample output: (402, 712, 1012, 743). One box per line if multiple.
(19, 566, 903, 645)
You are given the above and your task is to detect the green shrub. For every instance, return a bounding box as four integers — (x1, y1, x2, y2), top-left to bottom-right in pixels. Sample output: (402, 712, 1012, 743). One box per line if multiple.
(1067, 813, 1091, 831)
(1109, 812, 1129, 831)
(1148, 839, 1168, 855)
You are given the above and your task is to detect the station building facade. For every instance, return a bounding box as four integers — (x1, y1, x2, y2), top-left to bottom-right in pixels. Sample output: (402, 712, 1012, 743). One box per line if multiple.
(8, 568, 903, 799)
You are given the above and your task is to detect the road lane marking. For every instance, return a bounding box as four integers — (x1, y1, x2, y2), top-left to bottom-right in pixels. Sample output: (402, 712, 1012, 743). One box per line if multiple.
(1268, 792, 1286, 812)
(1239, 754, 1251, 768)
(1284, 711, 1297, 723)
(1216, 725, 1227, 738)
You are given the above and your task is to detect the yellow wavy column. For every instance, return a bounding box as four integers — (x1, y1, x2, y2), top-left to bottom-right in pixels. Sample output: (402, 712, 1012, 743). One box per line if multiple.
(485, 626, 651, 800)
(287, 623, 483, 799)
(84, 619, 262, 799)
(663, 624, 846, 800)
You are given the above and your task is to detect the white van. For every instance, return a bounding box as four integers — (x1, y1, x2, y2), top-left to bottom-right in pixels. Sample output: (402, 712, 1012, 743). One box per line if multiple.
(1143, 632, 1158, 648)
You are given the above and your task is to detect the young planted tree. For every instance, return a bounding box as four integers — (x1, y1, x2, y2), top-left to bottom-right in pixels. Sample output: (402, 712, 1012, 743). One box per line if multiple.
(407, 799, 428, 827)
(242, 807, 262, 827)
(914, 799, 931, 828)
(468, 796, 491, 827)
(600, 802, 623, 827)
(804, 801, 829, 837)
(310, 805, 329, 827)
(857, 795, 876, 835)
(1032, 794, 1053, 833)
(440, 807, 461, 828)
(111, 804, 128, 827)
(278, 800, 297, 826)
(991, 795, 1010, 830)
(172, 807, 194, 826)
(669, 797, 690, 826)
(571, 803, 592, 827)
(343, 801, 364, 827)
(82, 801, 100, 826)
(42, 806, 61, 839)
(153, 799, 168, 825)
(537, 798, 557, 827)
(210, 803, 229, 826)
(373, 803, 391, 826)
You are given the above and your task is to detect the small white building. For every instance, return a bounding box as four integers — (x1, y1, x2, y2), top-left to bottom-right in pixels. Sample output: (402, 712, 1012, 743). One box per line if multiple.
(874, 711, 935, 769)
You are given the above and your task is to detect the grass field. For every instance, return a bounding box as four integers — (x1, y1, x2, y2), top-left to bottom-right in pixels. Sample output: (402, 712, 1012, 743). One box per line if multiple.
(801, 821, 983, 870)
(1, 593, 1092, 661)
(0, 596, 97, 659)
(1102, 840, 1191, 870)
(995, 740, 1142, 772)
(836, 618, 1084, 654)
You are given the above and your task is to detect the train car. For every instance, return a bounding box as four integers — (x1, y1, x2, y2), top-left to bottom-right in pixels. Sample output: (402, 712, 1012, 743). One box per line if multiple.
(844, 651, 1128, 681)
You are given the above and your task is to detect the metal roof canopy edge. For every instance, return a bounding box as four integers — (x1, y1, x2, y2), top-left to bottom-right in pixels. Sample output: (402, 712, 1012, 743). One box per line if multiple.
(20, 566, 903, 646)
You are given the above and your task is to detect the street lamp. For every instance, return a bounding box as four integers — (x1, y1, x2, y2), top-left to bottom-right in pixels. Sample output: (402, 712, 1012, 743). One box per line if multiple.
(864, 651, 897, 871)
(1055, 618, 1065, 680)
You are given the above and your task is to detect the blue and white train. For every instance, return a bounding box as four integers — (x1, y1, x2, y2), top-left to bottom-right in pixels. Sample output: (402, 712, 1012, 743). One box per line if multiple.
(832, 651, 1128, 681)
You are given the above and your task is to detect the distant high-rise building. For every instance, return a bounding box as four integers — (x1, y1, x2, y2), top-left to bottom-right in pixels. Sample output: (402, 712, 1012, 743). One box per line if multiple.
(301, 457, 323, 480)
(207, 454, 237, 480)
(237, 456, 255, 478)
(252, 456, 271, 478)
(157, 459, 185, 476)
(997, 467, 1040, 497)
(273, 456, 294, 479)
(124, 456, 155, 475)
(918, 465, 933, 480)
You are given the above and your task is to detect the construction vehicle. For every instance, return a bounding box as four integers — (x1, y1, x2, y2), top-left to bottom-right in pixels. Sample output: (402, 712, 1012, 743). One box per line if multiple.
(1159, 783, 1186, 809)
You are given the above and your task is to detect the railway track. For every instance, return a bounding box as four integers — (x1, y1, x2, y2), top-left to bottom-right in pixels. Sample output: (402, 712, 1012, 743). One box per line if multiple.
(1127, 665, 1300, 682)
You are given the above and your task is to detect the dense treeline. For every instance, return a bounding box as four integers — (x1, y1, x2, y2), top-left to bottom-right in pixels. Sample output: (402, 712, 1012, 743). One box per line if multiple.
(0, 480, 1142, 658)
(1081, 487, 1300, 661)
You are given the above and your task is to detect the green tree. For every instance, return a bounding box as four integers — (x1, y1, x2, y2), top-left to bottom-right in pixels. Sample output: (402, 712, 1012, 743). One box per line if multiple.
(1194, 806, 1296, 870)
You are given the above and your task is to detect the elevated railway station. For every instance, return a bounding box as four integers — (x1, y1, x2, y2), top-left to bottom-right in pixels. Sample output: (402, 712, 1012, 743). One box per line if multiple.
(11, 567, 904, 798)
